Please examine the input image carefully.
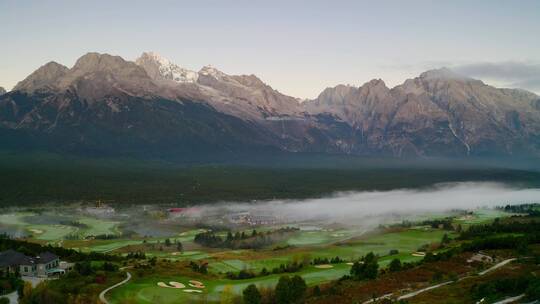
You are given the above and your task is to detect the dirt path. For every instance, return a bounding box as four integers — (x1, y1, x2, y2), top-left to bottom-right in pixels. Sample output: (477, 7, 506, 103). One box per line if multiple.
(99, 271, 131, 304)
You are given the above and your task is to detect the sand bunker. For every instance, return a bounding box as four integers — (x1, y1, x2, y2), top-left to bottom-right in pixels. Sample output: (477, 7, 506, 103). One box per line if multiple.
(412, 252, 426, 257)
(169, 282, 185, 288)
(171, 252, 181, 256)
(158, 280, 205, 290)
(29, 229, 43, 234)
(183, 289, 203, 293)
(157, 281, 185, 289)
(315, 264, 334, 269)
(346, 262, 354, 265)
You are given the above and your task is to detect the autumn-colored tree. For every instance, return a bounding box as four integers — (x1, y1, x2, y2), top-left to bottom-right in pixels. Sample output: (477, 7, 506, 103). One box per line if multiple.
(221, 285, 235, 304)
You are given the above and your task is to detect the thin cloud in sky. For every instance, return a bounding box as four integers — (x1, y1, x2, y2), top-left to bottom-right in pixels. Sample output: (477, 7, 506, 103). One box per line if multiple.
(453, 61, 540, 94)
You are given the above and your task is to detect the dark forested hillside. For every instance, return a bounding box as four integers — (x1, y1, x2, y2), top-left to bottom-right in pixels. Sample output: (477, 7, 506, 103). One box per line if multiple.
(1, 153, 539, 206)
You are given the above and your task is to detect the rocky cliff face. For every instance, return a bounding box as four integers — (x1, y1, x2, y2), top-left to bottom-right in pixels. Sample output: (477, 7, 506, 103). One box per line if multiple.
(136, 52, 303, 120)
(1, 53, 539, 159)
(304, 68, 540, 156)
(13, 62, 69, 93)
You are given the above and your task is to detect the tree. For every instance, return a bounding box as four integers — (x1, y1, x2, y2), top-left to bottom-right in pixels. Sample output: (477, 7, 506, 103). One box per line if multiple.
(290, 275, 307, 301)
(275, 275, 306, 304)
(275, 276, 292, 304)
(21, 281, 32, 299)
(75, 261, 93, 276)
(165, 238, 171, 247)
(389, 258, 402, 272)
(176, 241, 183, 252)
(526, 278, 540, 300)
(312, 285, 321, 297)
(441, 233, 450, 245)
(350, 252, 378, 280)
(243, 284, 262, 304)
(221, 285, 235, 304)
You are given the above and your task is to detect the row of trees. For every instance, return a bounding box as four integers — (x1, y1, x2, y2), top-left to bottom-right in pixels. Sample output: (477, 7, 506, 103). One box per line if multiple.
(0, 234, 122, 262)
(311, 256, 343, 265)
(0, 273, 23, 298)
(460, 218, 540, 239)
(226, 261, 304, 280)
(499, 203, 540, 216)
(238, 275, 307, 304)
(189, 261, 208, 274)
(471, 275, 540, 302)
(226, 255, 346, 280)
(194, 227, 299, 250)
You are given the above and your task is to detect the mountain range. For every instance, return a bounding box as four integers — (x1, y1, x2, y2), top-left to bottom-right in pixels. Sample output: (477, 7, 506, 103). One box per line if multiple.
(1, 52, 539, 160)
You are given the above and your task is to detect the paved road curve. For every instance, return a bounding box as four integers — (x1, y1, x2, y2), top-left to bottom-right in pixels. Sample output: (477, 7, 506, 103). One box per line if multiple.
(397, 258, 516, 301)
(99, 272, 132, 304)
(5, 290, 18, 304)
(478, 258, 516, 275)
(491, 294, 525, 304)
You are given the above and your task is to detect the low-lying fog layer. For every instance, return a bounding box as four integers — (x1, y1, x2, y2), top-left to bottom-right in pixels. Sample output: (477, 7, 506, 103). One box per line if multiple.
(197, 182, 540, 224)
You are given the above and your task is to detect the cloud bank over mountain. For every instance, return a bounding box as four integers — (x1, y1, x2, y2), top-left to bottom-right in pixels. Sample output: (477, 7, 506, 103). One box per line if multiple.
(454, 61, 540, 94)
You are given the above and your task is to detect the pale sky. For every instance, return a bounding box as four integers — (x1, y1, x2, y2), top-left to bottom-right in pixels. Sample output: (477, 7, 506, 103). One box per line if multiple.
(1, 0, 540, 98)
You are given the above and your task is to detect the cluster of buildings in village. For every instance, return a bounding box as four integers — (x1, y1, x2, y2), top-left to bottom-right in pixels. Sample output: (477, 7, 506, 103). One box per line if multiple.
(0, 250, 72, 278)
(228, 212, 278, 226)
(165, 207, 281, 227)
(81, 203, 116, 217)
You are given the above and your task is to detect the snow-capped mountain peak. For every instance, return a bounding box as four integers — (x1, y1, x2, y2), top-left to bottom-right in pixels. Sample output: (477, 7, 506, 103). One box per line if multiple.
(135, 52, 198, 84)
(199, 65, 227, 79)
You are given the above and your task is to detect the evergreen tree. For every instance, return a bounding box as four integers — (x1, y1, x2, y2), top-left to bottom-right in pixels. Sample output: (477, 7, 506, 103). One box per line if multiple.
(290, 275, 307, 301)
(389, 258, 402, 272)
(350, 252, 378, 280)
(176, 241, 183, 252)
(243, 284, 262, 304)
(275, 276, 292, 304)
(441, 233, 450, 245)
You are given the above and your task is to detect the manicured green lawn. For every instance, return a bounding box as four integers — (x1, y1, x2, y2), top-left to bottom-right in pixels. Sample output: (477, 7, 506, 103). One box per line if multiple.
(286, 229, 356, 246)
(455, 209, 510, 225)
(0, 212, 35, 226)
(109, 263, 355, 304)
(78, 217, 120, 237)
(27, 224, 78, 241)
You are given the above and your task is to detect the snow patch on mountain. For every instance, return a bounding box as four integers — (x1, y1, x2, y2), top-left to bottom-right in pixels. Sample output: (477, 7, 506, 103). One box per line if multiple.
(136, 52, 198, 83)
(199, 65, 227, 80)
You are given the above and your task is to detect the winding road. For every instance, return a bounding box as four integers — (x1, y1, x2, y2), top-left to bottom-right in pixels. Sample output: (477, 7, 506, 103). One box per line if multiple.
(99, 271, 132, 304)
(395, 258, 516, 301)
